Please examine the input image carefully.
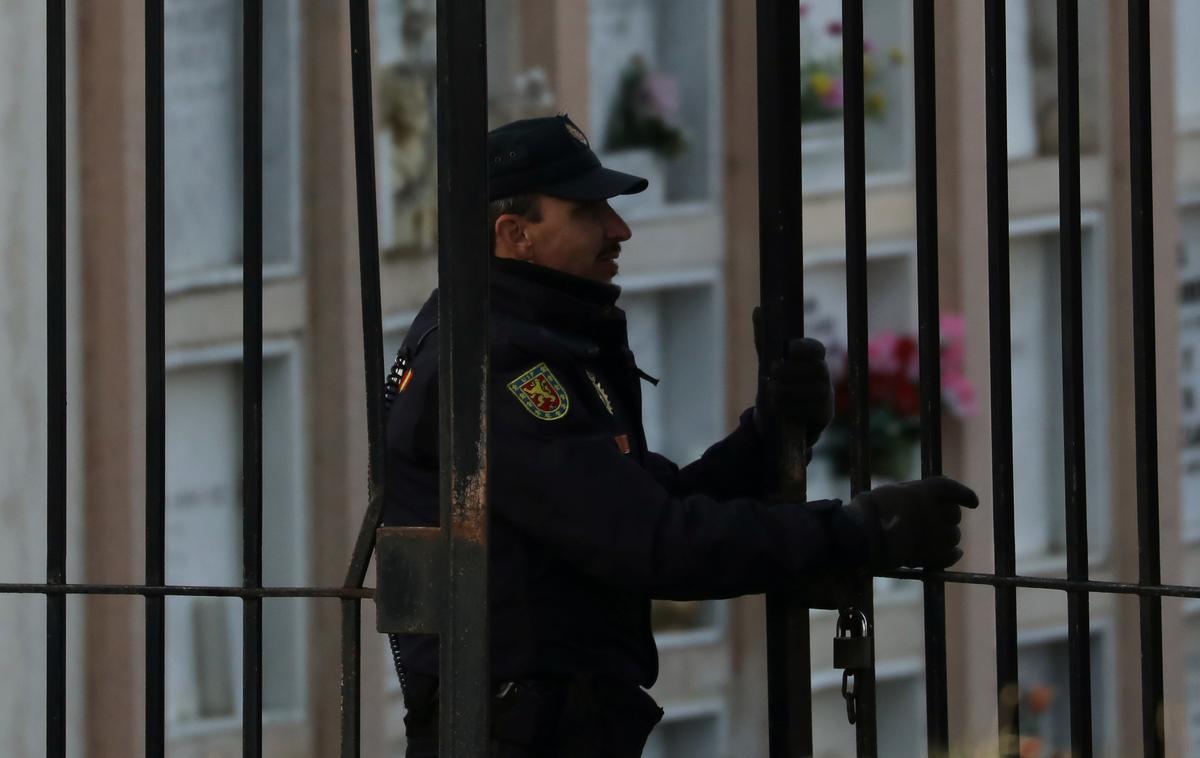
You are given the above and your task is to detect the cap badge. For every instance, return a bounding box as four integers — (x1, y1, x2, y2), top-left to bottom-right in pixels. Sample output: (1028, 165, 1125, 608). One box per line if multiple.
(565, 121, 589, 146)
(508, 362, 570, 421)
(585, 369, 614, 415)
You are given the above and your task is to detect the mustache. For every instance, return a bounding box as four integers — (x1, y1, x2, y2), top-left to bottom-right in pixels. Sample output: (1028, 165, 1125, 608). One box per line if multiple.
(600, 243, 621, 257)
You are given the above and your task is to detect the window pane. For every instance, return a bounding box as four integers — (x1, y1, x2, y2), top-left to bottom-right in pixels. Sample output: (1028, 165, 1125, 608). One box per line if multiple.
(642, 714, 721, 758)
(164, 0, 300, 279)
(1180, 207, 1200, 540)
(165, 355, 305, 728)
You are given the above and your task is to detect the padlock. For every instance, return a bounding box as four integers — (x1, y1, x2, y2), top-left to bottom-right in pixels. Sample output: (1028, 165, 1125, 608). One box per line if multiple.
(832, 608, 873, 670)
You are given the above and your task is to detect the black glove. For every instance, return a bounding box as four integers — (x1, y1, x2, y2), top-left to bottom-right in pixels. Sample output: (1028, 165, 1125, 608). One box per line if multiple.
(843, 476, 979, 570)
(752, 306, 834, 445)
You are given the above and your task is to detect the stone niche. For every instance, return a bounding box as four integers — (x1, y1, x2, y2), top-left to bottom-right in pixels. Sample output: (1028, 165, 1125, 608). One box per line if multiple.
(588, 0, 719, 215)
(164, 0, 301, 283)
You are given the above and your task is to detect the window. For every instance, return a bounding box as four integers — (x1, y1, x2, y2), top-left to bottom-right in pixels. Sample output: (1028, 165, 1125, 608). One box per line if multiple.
(622, 276, 725, 636)
(1176, 0, 1200, 133)
(1179, 205, 1200, 541)
(1016, 629, 1111, 755)
(589, 0, 721, 215)
(1008, 222, 1110, 565)
(803, 246, 919, 598)
(621, 278, 724, 465)
(374, 0, 437, 254)
(792, 0, 916, 192)
(1186, 608, 1200, 755)
(642, 709, 723, 758)
(163, 0, 302, 286)
(374, 0, 534, 253)
(164, 349, 306, 733)
(811, 668, 925, 757)
(1021, 1, 1103, 156)
(802, 245, 919, 499)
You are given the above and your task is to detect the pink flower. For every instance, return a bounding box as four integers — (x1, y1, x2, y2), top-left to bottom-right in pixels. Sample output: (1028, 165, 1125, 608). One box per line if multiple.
(820, 76, 844, 109)
(640, 71, 680, 119)
(827, 20, 843, 36)
(799, 2, 810, 16)
(941, 374, 976, 416)
(940, 312, 966, 341)
(863, 37, 875, 53)
(867, 332, 900, 374)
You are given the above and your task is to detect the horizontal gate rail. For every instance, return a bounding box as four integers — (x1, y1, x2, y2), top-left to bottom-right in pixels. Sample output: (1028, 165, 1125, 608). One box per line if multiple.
(0, 583, 375, 598)
(6, 573, 1198, 601)
(878, 570, 1200, 600)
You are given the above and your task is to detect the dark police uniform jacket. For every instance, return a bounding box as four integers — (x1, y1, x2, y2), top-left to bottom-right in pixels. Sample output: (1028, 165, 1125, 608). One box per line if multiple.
(384, 258, 869, 689)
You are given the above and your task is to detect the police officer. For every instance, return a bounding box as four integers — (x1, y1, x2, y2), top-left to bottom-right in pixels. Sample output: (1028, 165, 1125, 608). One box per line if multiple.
(384, 114, 978, 758)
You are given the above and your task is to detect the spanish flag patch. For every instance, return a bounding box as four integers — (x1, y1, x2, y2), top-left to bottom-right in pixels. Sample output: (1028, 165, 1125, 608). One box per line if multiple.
(507, 362, 570, 421)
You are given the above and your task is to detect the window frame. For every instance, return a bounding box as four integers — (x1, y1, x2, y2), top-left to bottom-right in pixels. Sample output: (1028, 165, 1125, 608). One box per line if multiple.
(587, 0, 725, 221)
(642, 696, 729, 758)
(1006, 210, 1112, 566)
(162, 337, 310, 737)
(162, 0, 305, 295)
(1177, 196, 1200, 545)
(1014, 617, 1117, 753)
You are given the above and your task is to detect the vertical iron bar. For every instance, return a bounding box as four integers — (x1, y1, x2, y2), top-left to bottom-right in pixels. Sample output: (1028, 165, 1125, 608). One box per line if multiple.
(342, 2, 387, 754)
(435, 0, 491, 756)
(1127, 2, 1165, 754)
(46, 1, 67, 755)
(756, 0, 811, 755)
(343, 0, 388, 592)
(912, 1, 940, 476)
(1056, 2, 1094, 754)
(984, 1, 1020, 755)
(913, 0, 951, 753)
(144, 3, 167, 756)
(340, 598, 361, 758)
(840, 1, 878, 754)
(242, 1, 264, 755)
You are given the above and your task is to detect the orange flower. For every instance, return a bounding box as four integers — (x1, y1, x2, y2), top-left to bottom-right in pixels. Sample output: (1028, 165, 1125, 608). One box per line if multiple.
(1019, 735, 1043, 758)
(1027, 684, 1054, 714)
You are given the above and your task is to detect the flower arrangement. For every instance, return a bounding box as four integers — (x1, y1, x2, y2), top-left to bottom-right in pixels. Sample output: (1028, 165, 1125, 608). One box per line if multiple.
(798, 3, 907, 124)
(602, 55, 687, 160)
(1014, 684, 1071, 758)
(817, 314, 976, 481)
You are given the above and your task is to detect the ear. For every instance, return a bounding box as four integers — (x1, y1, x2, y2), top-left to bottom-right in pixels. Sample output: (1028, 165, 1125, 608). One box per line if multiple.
(494, 215, 534, 260)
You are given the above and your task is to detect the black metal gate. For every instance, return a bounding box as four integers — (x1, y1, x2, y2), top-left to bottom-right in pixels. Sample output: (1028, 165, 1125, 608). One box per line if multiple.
(9, 1, 1200, 757)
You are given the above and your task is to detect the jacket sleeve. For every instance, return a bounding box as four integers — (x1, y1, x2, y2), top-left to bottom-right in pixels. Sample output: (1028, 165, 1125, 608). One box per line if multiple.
(491, 372, 871, 600)
(643, 407, 769, 500)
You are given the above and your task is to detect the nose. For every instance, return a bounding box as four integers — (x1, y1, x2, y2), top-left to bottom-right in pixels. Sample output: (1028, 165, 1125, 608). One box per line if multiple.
(604, 202, 632, 242)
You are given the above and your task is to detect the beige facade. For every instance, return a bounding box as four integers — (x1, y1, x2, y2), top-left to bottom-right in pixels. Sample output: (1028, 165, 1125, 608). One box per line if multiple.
(2, 0, 1200, 756)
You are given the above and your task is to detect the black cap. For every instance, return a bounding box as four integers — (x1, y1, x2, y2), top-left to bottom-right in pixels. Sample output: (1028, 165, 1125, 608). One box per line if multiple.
(487, 115, 648, 202)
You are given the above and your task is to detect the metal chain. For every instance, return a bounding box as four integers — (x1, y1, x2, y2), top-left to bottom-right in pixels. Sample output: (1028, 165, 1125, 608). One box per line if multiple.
(842, 670, 857, 725)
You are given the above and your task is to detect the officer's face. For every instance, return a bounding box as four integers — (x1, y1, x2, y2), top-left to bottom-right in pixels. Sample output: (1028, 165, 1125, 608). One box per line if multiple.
(524, 196, 632, 283)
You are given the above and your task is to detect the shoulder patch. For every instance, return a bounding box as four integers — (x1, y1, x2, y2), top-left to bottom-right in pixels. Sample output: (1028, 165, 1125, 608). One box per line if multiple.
(507, 362, 570, 421)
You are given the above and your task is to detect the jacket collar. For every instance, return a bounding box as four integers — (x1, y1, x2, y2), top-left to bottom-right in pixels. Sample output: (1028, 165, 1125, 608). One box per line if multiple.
(489, 258, 627, 348)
